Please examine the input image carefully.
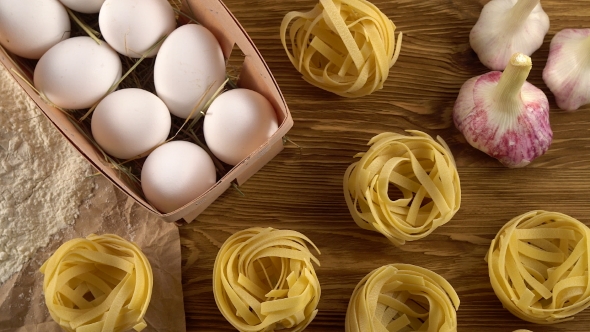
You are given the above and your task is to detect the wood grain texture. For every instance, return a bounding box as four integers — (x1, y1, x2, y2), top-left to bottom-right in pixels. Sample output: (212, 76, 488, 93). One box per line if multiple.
(180, 0, 590, 331)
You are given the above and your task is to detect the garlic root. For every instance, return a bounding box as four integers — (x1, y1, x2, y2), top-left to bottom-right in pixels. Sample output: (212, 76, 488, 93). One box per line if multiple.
(453, 53, 552, 168)
(470, 0, 549, 71)
(543, 29, 590, 111)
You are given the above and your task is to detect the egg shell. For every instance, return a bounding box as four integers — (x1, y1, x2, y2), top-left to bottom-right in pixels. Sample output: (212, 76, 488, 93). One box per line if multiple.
(91, 88, 171, 160)
(141, 141, 217, 213)
(0, 0, 70, 59)
(204, 88, 279, 166)
(59, 0, 105, 13)
(34, 36, 122, 110)
(154, 24, 226, 119)
(99, 0, 176, 58)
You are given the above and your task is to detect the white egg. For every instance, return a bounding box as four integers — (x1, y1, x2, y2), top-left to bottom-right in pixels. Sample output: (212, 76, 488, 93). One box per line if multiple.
(141, 141, 217, 213)
(203, 89, 279, 166)
(34, 36, 122, 109)
(99, 0, 176, 58)
(0, 0, 70, 59)
(154, 24, 226, 119)
(91, 88, 171, 160)
(59, 0, 105, 13)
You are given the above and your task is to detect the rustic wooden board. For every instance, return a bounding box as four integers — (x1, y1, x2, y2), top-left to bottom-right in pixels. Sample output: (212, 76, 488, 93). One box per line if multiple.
(179, 0, 590, 331)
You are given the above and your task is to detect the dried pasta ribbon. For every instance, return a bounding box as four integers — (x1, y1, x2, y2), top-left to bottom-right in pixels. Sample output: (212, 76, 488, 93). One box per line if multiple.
(40, 234, 153, 332)
(345, 264, 460, 332)
(486, 210, 590, 324)
(280, 0, 402, 98)
(213, 227, 321, 332)
(343, 130, 461, 246)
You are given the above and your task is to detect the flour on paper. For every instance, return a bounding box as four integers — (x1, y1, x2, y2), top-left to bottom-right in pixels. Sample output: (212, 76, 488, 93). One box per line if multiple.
(0, 65, 94, 284)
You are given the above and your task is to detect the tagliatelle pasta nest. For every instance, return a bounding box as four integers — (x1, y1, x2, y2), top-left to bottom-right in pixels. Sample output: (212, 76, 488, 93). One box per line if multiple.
(39, 234, 153, 332)
(344, 130, 461, 246)
(280, 0, 402, 98)
(487, 210, 590, 324)
(213, 227, 321, 332)
(345, 264, 460, 332)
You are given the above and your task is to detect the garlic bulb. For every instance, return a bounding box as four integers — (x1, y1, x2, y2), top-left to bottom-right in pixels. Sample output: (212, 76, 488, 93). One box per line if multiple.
(453, 53, 552, 168)
(470, 0, 549, 71)
(543, 29, 590, 111)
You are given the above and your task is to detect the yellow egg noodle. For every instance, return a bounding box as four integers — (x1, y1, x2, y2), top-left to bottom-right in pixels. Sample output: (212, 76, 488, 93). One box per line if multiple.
(343, 130, 461, 246)
(345, 264, 460, 332)
(486, 210, 590, 324)
(280, 0, 402, 97)
(213, 227, 321, 332)
(40, 234, 153, 332)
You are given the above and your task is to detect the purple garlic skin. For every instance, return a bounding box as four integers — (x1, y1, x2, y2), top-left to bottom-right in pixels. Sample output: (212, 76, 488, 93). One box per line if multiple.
(453, 71, 552, 168)
(543, 29, 590, 111)
(470, 0, 549, 71)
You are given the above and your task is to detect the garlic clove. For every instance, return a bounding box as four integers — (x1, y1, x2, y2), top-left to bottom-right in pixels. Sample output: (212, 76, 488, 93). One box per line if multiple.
(454, 53, 552, 168)
(470, 0, 549, 71)
(543, 29, 590, 112)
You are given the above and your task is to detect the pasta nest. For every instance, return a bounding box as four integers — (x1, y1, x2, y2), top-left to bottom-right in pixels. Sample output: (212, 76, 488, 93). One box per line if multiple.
(39, 234, 153, 332)
(344, 130, 461, 246)
(487, 210, 590, 324)
(345, 264, 460, 332)
(213, 227, 321, 332)
(280, 0, 402, 98)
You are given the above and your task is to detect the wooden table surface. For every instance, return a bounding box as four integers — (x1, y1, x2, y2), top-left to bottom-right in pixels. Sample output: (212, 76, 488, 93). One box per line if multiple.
(179, 0, 590, 331)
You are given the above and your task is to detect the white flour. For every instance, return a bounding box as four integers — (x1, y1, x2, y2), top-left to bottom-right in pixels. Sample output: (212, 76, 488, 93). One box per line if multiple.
(0, 65, 94, 284)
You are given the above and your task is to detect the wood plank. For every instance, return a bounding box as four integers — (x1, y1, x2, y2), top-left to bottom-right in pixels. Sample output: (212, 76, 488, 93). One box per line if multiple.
(180, 0, 590, 330)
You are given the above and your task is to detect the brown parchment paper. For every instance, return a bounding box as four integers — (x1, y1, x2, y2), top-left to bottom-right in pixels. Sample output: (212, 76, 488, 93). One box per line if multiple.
(0, 175, 186, 332)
